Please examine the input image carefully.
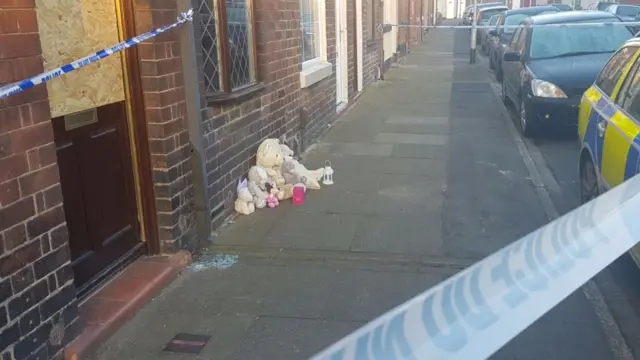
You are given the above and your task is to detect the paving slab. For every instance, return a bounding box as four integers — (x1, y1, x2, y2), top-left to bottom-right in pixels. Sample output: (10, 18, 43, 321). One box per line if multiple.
(233, 317, 362, 360)
(384, 116, 449, 125)
(87, 312, 255, 360)
(374, 132, 449, 145)
(329, 142, 393, 156)
(320, 268, 455, 322)
(382, 123, 449, 135)
(391, 143, 449, 159)
(302, 154, 446, 177)
(262, 211, 361, 251)
(351, 212, 443, 255)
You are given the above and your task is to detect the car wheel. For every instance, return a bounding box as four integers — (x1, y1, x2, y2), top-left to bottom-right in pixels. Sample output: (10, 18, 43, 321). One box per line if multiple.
(580, 157, 599, 204)
(519, 97, 539, 137)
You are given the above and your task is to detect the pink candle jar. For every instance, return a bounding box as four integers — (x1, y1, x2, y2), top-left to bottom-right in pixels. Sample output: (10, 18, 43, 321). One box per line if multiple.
(292, 185, 305, 206)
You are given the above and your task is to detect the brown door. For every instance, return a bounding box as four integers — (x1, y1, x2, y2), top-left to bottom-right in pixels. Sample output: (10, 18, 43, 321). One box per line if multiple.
(52, 101, 140, 294)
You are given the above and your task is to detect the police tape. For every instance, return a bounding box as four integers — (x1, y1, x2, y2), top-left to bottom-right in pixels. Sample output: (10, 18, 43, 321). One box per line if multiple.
(310, 170, 640, 360)
(0, 9, 194, 100)
(381, 21, 640, 30)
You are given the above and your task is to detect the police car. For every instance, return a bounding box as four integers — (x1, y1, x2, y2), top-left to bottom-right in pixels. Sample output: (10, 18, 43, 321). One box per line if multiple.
(579, 38, 640, 263)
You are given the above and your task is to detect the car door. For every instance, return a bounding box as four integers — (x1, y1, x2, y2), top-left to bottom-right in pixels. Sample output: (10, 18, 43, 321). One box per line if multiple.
(504, 26, 526, 100)
(602, 49, 640, 188)
(589, 45, 639, 186)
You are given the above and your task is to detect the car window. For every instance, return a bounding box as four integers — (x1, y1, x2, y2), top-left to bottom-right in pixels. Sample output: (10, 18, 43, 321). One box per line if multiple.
(489, 15, 499, 25)
(510, 27, 523, 48)
(595, 46, 638, 97)
(481, 8, 507, 22)
(515, 27, 528, 54)
(529, 18, 633, 60)
(503, 11, 556, 36)
(617, 5, 640, 17)
(554, 4, 571, 10)
(598, 2, 616, 10)
(617, 62, 640, 120)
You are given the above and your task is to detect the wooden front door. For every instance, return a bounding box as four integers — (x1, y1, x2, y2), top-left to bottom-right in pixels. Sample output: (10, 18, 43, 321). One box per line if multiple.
(52, 101, 141, 294)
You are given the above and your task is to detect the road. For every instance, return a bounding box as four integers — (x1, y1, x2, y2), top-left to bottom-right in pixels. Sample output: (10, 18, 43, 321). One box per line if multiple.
(88, 23, 640, 360)
(478, 26, 640, 359)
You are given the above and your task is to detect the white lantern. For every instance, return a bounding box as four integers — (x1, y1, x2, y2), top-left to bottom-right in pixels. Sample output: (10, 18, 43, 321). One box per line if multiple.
(323, 160, 334, 185)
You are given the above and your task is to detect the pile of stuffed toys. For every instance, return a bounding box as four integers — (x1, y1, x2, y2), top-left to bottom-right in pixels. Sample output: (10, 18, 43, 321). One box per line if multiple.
(234, 138, 330, 215)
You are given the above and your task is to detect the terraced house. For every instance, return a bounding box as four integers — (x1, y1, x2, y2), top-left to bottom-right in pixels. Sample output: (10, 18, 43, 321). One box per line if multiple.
(0, 0, 434, 358)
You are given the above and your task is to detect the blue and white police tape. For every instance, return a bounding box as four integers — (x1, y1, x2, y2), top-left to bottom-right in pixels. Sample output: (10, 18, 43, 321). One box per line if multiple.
(0, 9, 194, 100)
(382, 21, 640, 29)
(311, 171, 640, 360)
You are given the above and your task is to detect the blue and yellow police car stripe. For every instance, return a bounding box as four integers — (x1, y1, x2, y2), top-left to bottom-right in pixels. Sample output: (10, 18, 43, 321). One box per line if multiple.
(579, 45, 640, 188)
(582, 90, 640, 188)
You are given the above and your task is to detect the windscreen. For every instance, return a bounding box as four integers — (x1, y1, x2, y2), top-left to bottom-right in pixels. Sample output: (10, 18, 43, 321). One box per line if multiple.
(616, 5, 640, 17)
(489, 15, 499, 25)
(481, 8, 506, 22)
(597, 2, 615, 10)
(529, 18, 632, 59)
(503, 12, 548, 35)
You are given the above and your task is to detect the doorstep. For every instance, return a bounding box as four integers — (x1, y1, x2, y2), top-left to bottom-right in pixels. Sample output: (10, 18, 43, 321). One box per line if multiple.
(64, 251, 192, 360)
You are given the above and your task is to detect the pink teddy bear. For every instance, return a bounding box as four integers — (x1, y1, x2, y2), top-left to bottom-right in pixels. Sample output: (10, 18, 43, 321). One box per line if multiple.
(265, 192, 279, 208)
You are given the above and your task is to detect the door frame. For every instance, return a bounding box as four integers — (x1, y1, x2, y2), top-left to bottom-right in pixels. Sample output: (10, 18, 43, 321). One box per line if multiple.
(356, 0, 364, 92)
(114, 0, 160, 254)
(336, 0, 350, 109)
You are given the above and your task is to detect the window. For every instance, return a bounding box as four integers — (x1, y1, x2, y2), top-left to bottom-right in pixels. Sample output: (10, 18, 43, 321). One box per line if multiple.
(616, 59, 640, 119)
(514, 27, 527, 54)
(197, 0, 259, 99)
(509, 27, 522, 48)
(366, 0, 377, 42)
(595, 46, 638, 97)
(301, 0, 323, 64)
(616, 5, 640, 17)
(299, 0, 331, 88)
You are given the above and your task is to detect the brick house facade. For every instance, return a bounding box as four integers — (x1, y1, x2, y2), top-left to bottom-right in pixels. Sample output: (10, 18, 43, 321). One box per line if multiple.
(198, 0, 385, 230)
(0, 0, 385, 359)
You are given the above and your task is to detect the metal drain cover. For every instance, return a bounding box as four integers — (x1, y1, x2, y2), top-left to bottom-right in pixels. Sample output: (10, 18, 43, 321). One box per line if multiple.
(164, 333, 211, 354)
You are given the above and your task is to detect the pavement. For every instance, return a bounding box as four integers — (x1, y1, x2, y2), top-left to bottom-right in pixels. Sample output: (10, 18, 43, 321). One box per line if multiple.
(88, 24, 636, 360)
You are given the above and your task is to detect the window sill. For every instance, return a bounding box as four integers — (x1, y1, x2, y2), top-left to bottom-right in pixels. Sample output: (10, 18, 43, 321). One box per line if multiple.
(206, 83, 265, 106)
(300, 61, 333, 88)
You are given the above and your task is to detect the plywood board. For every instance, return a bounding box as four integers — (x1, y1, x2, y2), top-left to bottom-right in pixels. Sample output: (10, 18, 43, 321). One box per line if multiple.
(36, 0, 125, 117)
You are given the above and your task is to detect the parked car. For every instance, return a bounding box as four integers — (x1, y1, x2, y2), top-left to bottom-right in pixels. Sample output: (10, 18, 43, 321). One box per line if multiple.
(578, 38, 640, 264)
(481, 14, 502, 53)
(487, 6, 560, 80)
(464, 2, 504, 25)
(603, 3, 640, 21)
(475, 6, 509, 44)
(550, 3, 573, 11)
(500, 11, 634, 137)
(586, 1, 618, 11)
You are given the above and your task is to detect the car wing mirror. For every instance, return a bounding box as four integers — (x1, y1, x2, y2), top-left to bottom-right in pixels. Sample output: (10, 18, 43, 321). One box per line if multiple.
(503, 52, 520, 62)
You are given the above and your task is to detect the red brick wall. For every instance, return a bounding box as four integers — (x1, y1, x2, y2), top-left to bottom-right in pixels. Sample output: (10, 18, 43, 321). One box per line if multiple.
(0, 1, 79, 359)
(197, 0, 342, 229)
(134, 0, 196, 252)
